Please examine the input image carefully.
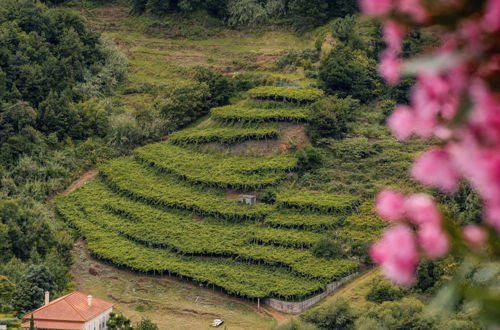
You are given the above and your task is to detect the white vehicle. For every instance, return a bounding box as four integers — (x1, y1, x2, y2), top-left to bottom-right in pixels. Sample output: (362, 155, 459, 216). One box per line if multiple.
(211, 319, 224, 327)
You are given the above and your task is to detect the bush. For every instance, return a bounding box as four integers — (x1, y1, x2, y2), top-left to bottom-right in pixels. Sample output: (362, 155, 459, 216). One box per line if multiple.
(275, 49, 320, 69)
(301, 297, 355, 330)
(366, 279, 403, 303)
(318, 45, 380, 102)
(307, 96, 360, 142)
(193, 66, 232, 109)
(226, 0, 268, 26)
(415, 260, 443, 292)
(135, 317, 159, 330)
(295, 146, 323, 173)
(158, 82, 210, 129)
(311, 239, 342, 259)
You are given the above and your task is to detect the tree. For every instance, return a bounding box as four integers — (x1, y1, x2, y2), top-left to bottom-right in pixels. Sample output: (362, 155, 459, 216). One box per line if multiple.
(318, 45, 380, 102)
(12, 264, 58, 315)
(307, 95, 360, 142)
(158, 82, 210, 129)
(415, 260, 442, 293)
(135, 317, 159, 330)
(0, 275, 16, 312)
(193, 66, 232, 109)
(227, 0, 268, 26)
(295, 146, 323, 173)
(301, 297, 355, 329)
(107, 312, 133, 330)
(330, 15, 364, 50)
(311, 239, 342, 259)
(366, 279, 403, 303)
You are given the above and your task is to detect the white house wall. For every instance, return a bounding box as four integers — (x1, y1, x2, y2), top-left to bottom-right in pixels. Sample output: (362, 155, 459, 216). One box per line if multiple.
(83, 308, 113, 330)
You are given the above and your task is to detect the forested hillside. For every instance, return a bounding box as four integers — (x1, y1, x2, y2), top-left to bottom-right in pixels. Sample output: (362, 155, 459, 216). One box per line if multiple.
(0, 0, 490, 329)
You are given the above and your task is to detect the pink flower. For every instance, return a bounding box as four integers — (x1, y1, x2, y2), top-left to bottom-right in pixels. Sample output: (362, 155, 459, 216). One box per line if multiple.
(418, 224, 449, 258)
(375, 189, 406, 221)
(463, 225, 487, 246)
(360, 0, 393, 16)
(485, 203, 500, 233)
(397, 0, 428, 23)
(413, 115, 437, 139)
(483, 0, 500, 32)
(371, 225, 418, 286)
(405, 193, 441, 226)
(384, 21, 406, 52)
(388, 105, 415, 140)
(379, 50, 401, 84)
(411, 149, 460, 193)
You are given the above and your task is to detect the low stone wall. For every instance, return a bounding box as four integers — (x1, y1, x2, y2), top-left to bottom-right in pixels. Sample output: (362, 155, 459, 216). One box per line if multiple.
(263, 272, 359, 314)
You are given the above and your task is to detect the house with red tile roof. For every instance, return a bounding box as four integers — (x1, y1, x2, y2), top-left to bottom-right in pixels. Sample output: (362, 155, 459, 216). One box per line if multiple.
(22, 291, 113, 330)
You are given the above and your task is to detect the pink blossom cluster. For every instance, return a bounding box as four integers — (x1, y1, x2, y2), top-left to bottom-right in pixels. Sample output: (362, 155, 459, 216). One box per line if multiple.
(360, 0, 500, 285)
(372, 190, 449, 285)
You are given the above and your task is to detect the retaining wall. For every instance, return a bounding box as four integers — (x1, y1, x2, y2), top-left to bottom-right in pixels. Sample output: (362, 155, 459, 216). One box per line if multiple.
(263, 272, 359, 314)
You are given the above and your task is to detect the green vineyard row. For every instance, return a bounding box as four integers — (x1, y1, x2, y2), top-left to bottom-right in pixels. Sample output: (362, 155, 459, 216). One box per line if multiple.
(99, 157, 274, 220)
(247, 86, 324, 102)
(210, 105, 310, 122)
(264, 211, 343, 230)
(335, 202, 386, 244)
(55, 194, 327, 300)
(276, 189, 361, 214)
(134, 143, 296, 189)
(168, 125, 281, 145)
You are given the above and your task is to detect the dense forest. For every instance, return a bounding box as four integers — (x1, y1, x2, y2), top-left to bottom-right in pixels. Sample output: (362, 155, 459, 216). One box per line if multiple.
(0, 0, 491, 328)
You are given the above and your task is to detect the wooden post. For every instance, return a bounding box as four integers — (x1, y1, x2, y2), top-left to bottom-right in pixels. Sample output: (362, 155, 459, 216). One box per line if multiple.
(257, 298, 260, 309)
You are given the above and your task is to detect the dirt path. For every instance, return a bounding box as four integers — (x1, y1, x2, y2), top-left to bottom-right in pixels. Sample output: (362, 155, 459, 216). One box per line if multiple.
(62, 169, 99, 195)
(333, 268, 377, 297)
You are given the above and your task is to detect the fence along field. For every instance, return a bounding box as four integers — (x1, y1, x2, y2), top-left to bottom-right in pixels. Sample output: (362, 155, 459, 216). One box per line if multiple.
(56, 87, 367, 305)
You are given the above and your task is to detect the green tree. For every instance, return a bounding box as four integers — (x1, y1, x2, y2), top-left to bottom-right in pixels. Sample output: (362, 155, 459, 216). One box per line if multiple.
(311, 239, 342, 259)
(158, 82, 210, 129)
(366, 279, 403, 303)
(307, 95, 360, 142)
(193, 66, 232, 109)
(0, 275, 16, 312)
(107, 312, 133, 330)
(330, 15, 364, 50)
(415, 260, 443, 292)
(12, 264, 58, 315)
(295, 146, 324, 173)
(301, 297, 355, 329)
(135, 317, 159, 330)
(227, 0, 268, 26)
(318, 45, 379, 102)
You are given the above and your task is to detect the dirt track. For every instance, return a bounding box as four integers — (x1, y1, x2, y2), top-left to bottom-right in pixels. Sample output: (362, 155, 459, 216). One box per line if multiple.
(62, 169, 99, 195)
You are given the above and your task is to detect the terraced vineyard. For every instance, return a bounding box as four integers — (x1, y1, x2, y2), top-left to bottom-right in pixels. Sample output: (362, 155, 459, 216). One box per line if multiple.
(56, 86, 378, 302)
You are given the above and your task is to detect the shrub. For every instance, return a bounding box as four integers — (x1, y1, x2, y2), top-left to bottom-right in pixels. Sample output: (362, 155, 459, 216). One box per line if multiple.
(307, 96, 360, 142)
(275, 49, 320, 69)
(135, 317, 159, 330)
(226, 0, 268, 26)
(311, 239, 342, 259)
(415, 260, 443, 293)
(157, 82, 210, 129)
(301, 297, 355, 330)
(318, 45, 380, 102)
(295, 146, 323, 173)
(193, 66, 232, 109)
(366, 279, 403, 303)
